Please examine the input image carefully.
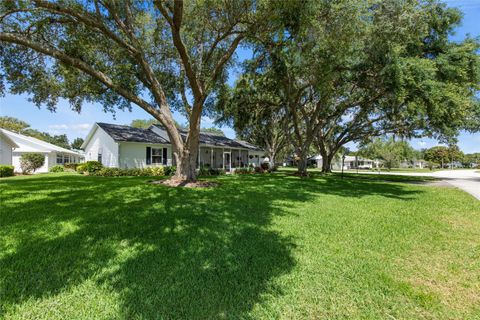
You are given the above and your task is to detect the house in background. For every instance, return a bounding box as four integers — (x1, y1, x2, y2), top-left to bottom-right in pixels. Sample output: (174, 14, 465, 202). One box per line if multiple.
(313, 155, 376, 170)
(82, 123, 267, 170)
(400, 159, 427, 168)
(0, 128, 84, 173)
(0, 129, 19, 165)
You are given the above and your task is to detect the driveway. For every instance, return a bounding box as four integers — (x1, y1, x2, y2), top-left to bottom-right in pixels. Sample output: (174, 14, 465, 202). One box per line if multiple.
(357, 170, 480, 200)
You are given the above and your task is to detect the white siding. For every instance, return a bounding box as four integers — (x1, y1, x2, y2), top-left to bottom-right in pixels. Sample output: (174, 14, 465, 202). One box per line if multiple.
(83, 127, 119, 167)
(0, 135, 13, 165)
(248, 151, 267, 167)
(119, 142, 172, 168)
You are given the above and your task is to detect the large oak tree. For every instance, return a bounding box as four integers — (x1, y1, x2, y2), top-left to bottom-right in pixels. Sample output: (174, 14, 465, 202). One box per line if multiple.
(0, 0, 259, 181)
(227, 0, 479, 174)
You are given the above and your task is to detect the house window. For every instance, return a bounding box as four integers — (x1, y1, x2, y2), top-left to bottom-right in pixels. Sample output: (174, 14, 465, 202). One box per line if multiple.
(56, 154, 63, 164)
(98, 153, 102, 163)
(152, 148, 163, 164)
(64, 155, 70, 164)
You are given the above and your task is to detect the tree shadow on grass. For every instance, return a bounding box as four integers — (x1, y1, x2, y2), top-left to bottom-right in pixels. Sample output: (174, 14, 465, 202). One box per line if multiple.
(1, 175, 298, 318)
(0, 173, 424, 318)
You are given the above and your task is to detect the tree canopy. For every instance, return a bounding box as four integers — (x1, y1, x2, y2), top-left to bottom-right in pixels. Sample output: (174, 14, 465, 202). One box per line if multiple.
(1, 1, 478, 178)
(0, 116, 72, 149)
(357, 137, 419, 169)
(218, 0, 479, 174)
(71, 137, 85, 150)
(0, 0, 261, 181)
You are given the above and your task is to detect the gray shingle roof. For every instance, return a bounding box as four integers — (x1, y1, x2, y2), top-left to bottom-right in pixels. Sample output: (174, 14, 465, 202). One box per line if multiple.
(97, 123, 169, 144)
(96, 122, 263, 151)
(153, 125, 263, 151)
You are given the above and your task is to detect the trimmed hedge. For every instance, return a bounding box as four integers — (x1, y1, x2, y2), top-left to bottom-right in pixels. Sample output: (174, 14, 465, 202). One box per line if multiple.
(233, 165, 276, 175)
(163, 166, 176, 176)
(234, 167, 253, 175)
(91, 166, 173, 177)
(0, 165, 14, 177)
(49, 165, 65, 173)
(63, 163, 78, 171)
(76, 161, 103, 174)
(198, 166, 226, 176)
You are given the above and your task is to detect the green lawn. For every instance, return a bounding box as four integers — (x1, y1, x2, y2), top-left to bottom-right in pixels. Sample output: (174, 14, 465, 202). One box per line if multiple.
(1, 173, 479, 319)
(278, 166, 437, 174)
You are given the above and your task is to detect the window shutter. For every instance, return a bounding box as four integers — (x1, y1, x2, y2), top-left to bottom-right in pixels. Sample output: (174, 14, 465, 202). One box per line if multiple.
(146, 147, 151, 165)
(162, 148, 167, 165)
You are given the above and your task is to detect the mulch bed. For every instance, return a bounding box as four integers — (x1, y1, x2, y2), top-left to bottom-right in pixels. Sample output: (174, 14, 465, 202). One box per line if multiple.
(150, 179, 220, 188)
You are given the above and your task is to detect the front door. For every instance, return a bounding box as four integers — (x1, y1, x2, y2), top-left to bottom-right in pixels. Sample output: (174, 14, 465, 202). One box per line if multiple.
(223, 152, 231, 171)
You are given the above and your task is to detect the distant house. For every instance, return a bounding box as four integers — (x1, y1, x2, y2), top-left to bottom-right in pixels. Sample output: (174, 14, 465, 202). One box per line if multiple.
(0, 130, 19, 165)
(400, 159, 427, 168)
(81, 123, 266, 170)
(312, 155, 376, 170)
(0, 128, 84, 173)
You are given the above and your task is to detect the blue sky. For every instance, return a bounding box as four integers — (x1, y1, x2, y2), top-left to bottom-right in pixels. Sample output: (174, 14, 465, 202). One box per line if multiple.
(0, 0, 479, 153)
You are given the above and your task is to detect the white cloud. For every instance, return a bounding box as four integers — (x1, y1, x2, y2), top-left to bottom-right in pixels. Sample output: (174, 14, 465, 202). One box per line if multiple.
(48, 124, 69, 130)
(48, 123, 91, 133)
(71, 123, 91, 131)
(418, 141, 427, 147)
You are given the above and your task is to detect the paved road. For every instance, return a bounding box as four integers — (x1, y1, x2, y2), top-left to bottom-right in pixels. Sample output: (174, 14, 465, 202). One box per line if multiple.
(357, 169, 480, 200)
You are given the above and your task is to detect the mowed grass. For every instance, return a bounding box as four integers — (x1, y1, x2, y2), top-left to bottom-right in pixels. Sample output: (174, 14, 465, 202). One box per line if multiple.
(0, 173, 479, 319)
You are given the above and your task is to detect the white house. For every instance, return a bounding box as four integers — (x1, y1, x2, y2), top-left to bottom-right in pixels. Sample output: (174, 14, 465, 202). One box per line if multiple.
(312, 154, 376, 170)
(0, 130, 19, 165)
(400, 159, 427, 168)
(0, 128, 84, 173)
(82, 123, 267, 170)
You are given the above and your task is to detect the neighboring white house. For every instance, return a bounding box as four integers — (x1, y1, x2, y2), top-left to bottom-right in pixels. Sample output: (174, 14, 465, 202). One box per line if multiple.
(0, 130, 19, 165)
(0, 128, 84, 173)
(82, 123, 267, 170)
(400, 159, 427, 168)
(311, 154, 376, 170)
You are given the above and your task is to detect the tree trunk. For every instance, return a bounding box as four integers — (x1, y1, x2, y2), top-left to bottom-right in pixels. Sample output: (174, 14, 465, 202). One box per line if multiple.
(169, 102, 202, 182)
(322, 155, 333, 173)
(174, 148, 198, 181)
(269, 153, 276, 168)
(296, 152, 308, 176)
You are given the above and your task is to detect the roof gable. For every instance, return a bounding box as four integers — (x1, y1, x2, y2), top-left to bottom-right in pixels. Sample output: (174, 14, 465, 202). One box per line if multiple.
(0, 130, 19, 148)
(0, 128, 80, 155)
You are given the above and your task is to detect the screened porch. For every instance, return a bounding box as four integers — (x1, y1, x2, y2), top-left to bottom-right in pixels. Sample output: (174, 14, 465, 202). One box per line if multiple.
(197, 147, 251, 170)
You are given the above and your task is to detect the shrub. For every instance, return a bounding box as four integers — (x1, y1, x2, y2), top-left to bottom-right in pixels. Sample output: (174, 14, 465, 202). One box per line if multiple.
(234, 167, 253, 175)
(78, 161, 103, 174)
(260, 162, 270, 170)
(76, 163, 87, 174)
(254, 166, 264, 174)
(150, 166, 165, 176)
(63, 163, 78, 171)
(95, 168, 123, 177)
(92, 167, 166, 177)
(124, 168, 145, 176)
(49, 165, 65, 173)
(198, 166, 210, 177)
(163, 166, 176, 176)
(212, 168, 226, 175)
(0, 165, 14, 177)
(198, 166, 225, 176)
(268, 165, 278, 173)
(20, 153, 45, 174)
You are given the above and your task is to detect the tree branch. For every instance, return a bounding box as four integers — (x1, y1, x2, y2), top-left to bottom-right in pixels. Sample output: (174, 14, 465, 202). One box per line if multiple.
(209, 34, 244, 86)
(0, 32, 167, 121)
(32, 0, 138, 55)
(156, 0, 203, 100)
